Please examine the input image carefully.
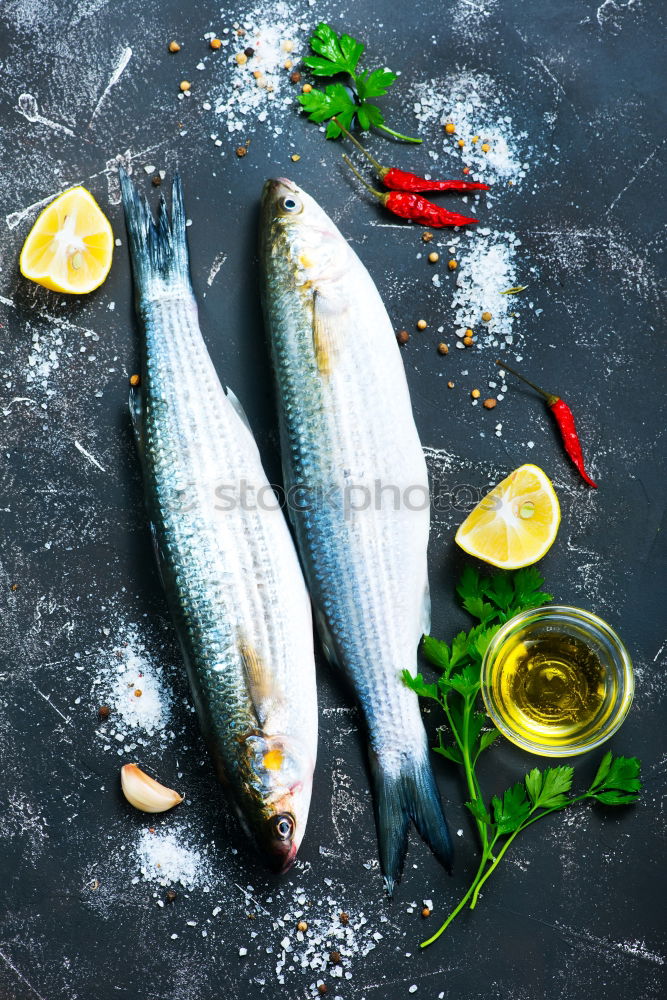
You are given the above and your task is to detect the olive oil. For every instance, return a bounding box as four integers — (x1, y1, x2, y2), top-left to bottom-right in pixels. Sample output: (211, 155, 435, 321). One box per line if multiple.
(490, 631, 614, 747)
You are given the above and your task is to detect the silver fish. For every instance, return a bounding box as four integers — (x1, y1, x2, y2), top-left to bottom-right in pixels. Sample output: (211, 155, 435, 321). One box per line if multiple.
(120, 171, 317, 871)
(260, 178, 452, 892)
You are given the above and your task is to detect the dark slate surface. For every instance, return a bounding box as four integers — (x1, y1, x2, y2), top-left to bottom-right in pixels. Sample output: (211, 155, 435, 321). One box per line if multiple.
(0, 2, 665, 998)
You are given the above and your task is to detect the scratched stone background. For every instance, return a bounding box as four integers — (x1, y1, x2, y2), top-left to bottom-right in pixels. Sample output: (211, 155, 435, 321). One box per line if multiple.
(0, 1, 665, 999)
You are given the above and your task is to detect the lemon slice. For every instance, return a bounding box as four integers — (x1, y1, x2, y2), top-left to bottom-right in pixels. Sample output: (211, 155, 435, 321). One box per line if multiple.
(19, 186, 113, 294)
(455, 463, 560, 569)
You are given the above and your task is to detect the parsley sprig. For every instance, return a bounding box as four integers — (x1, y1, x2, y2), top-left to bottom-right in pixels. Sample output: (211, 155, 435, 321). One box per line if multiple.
(403, 567, 642, 946)
(298, 23, 421, 143)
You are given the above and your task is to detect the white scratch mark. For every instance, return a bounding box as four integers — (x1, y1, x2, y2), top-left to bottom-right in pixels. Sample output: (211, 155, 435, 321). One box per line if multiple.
(597, 0, 641, 30)
(90, 47, 133, 122)
(6, 191, 64, 231)
(606, 140, 666, 216)
(2, 397, 36, 415)
(16, 94, 76, 137)
(35, 689, 71, 725)
(653, 640, 666, 662)
(0, 950, 49, 1000)
(233, 883, 270, 915)
(206, 252, 227, 286)
(74, 440, 107, 472)
(0, 294, 15, 308)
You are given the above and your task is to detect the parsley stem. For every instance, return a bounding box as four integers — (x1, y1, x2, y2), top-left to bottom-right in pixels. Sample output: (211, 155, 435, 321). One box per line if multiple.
(462, 695, 489, 852)
(375, 123, 422, 143)
(468, 795, 592, 909)
(420, 852, 489, 947)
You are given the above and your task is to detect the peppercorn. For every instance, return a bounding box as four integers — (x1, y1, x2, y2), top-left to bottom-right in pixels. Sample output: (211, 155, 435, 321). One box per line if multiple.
(302, 83, 312, 93)
(235, 52, 247, 65)
(447, 381, 455, 388)
(437, 343, 448, 355)
(244, 46, 255, 58)
(179, 80, 191, 92)
(329, 951, 341, 964)
(129, 373, 140, 386)
(98, 704, 110, 719)
(317, 986, 328, 996)
(483, 398, 497, 409)
(448, 259, 458, 270)
(10, 583, 18, 591)
(471, 389, 481, 399)
(421, 907, 431, 918)
(416, 319, 427, 330)
(165, 888, 177, 903)
(236, 146, 248, 158)
(463, 336, 474, 347)
(481, 311, 492, 322)
(209, 38, 222, 50)
(168, 41, 181, 53)
(297, 920, 308, 932)
(444, 123, 456, 134)
(151, 175, 161, 187)
(396, 329, 410, 345)
(290, 70, 302, 83)
(481, 142, 490, 153)
(422, 231, 434, 243)
(339, 912, 349, 925)
(428, 251, 440, 263)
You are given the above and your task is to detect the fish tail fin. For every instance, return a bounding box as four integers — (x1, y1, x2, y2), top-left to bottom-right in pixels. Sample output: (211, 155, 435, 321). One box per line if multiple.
(371, 750, 453, 896)
(119, 168, 191, 294)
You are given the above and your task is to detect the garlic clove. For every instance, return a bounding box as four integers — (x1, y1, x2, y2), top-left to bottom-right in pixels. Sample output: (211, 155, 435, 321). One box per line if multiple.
(120, 763, 184, 813)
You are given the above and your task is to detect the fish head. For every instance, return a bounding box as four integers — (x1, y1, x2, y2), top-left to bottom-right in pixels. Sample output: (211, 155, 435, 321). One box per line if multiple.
(240, 731, 314, 873)
(261, 178, 349, 293)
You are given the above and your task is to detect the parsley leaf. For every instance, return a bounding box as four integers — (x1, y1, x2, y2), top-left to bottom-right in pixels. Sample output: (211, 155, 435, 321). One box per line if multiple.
(406, 566, 641, 949)
(298, 23, 420, 142)
(588, 754, 642, 804)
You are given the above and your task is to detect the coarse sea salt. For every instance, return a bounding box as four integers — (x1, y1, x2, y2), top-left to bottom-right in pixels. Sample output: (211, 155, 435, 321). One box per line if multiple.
(450, 230, 523, 345)
(91, 622, 172, 744)
(411, 70, 530, 186)
(206, 1, 311, 140)
(136, 826, 212, 889)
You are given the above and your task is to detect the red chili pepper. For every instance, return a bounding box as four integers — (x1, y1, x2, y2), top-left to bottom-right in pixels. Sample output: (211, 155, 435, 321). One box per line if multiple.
(497, 360, 598, 488)
(342, 155, 478, 228)
(334, 118, 490, 194)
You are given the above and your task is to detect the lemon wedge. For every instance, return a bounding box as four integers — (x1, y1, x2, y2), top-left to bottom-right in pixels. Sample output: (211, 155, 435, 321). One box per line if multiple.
(455, 463, 560, 569)
(19, 186, 113, 294)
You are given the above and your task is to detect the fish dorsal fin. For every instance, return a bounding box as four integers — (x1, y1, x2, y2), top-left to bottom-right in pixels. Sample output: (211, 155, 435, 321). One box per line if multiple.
(225, 386, 252, 432)
(312, 289, 346, 376)
(239, 640, 282, 726)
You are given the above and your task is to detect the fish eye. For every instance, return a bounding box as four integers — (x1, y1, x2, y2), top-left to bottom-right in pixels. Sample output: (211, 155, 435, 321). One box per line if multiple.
(273, 813, 295, 841)
(280, 195, 302, 215)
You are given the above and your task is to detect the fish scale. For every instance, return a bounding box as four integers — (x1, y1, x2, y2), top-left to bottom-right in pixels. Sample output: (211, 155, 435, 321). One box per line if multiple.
(121, 171, 317, 870)
(261, 178, 453, 892)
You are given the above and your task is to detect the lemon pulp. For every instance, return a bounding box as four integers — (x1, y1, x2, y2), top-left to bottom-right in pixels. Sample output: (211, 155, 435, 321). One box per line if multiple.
(19, 186, 113, 294)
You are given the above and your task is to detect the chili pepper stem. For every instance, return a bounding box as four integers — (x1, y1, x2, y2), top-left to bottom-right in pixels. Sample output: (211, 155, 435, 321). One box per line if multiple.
(375, 123, 422, 144)
(332, 117, 385, 174)
(341, 154, 387, 203)
(496, 359, 560, 407)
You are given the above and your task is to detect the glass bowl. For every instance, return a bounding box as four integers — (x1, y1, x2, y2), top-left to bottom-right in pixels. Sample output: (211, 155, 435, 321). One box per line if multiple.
(481, 605, 634, 757)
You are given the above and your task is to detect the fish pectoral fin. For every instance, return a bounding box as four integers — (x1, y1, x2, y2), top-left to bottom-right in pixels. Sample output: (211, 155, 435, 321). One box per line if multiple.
(239, 640, 282, 726)
(129, 385, 144, 452)
(225, 386, 253, 433)
(312, 289, 346, 376)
